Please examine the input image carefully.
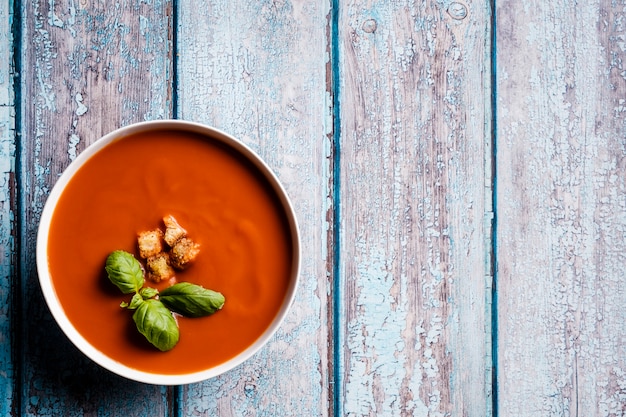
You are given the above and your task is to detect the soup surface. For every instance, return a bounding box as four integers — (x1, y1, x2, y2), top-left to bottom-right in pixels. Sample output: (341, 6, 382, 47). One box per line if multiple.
(47, 129, 293, 375)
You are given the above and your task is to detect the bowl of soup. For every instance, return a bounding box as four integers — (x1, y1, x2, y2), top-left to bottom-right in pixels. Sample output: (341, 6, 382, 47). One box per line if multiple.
(36, 120, 300, 385)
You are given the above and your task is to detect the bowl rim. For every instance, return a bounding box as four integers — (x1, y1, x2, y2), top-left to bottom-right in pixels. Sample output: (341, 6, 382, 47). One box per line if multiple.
(36, 120, 301, 385)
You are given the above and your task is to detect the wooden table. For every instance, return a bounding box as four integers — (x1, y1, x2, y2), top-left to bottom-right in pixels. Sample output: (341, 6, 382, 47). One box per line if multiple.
(1, 1, 624, 415)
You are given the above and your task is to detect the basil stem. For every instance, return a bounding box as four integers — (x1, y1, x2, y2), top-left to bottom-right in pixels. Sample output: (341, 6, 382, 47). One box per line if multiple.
(159, 282, 225, 318)
(105, 250, 144, 294)
(132, 299, 180, 351)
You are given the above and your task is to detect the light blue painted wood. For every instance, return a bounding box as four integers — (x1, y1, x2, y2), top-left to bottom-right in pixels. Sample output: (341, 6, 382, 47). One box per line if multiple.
(496, 1, 626, 415)
(0, 0, 16, 416)
(17, 1, 174, 415)
(336, 0, 492, 415)
(3, 0, 624, 414)
(176, 0, 333, 414)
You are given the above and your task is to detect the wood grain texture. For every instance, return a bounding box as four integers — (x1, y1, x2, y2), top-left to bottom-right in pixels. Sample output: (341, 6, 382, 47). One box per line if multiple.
(18, 1, 174, 415)
(8, 0, 626, 415)
(175, 0, 333, 415)
(336, 0, 492, 415)
(496, 0, 626, 415)
(0, 1, 16, 416)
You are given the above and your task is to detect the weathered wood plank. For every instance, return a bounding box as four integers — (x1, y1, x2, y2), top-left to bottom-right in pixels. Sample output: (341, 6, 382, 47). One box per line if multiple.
(18, 1, 174, 415)
(336, 1, 492, 415)
(175, 0, 333, 415)
(0, 0, 16, 415)
(496, 0, 626, 415)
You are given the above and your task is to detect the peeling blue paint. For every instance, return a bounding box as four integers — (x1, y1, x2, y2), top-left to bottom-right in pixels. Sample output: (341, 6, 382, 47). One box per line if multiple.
(0, 0, 16, 416)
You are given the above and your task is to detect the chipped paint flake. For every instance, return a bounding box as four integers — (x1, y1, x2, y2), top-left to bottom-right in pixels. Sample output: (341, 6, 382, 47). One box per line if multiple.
(74, 93, 87, 116)
(47, 0, 64, 28)
(67, 134, 80, 161)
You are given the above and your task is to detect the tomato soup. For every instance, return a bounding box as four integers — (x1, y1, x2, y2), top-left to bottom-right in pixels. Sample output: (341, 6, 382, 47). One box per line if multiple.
(47, 129, 293, 375)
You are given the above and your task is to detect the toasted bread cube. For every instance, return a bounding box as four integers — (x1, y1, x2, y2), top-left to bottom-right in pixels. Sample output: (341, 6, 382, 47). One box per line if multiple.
(163, 215, 187, 246)
(146, 252, 175, 282)
(137, 229, 164, 259)
(170, 237, 200, 270)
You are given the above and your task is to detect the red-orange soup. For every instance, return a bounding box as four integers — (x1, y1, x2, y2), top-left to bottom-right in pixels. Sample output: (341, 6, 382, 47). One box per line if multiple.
(47, 129, 293, 375)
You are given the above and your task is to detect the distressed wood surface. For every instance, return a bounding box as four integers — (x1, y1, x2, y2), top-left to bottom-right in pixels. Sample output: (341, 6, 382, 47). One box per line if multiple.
(496, 0, 626, 416)
(0, 1, 16, 416)
(336, 0, 492, 415)
(3, 0, 626, 416)
(16, 0, 174, 415)
(175, 0, 333, 415)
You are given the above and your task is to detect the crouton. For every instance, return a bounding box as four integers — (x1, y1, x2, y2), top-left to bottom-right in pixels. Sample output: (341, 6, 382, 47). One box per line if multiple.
(137, 229, 164, 259)
(146, 252, 175, 282)
(163, 215, 187, 246)
(170, 237, 200, 270)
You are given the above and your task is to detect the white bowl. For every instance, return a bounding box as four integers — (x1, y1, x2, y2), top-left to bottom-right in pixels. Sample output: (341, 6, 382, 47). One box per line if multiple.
(36, 120, 301, 385)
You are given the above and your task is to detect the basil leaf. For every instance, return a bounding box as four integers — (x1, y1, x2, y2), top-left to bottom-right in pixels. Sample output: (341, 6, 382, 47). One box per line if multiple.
(132, 299, 180, 351)
(105, 250, 144, 294)
(159, 282, 225, 318)
(140, 287, 159, 300)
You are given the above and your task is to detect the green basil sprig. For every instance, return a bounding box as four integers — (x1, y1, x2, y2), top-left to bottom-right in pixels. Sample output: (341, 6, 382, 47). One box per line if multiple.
(132, 299, 180, 352)
(160, 282, 225, 318)
(105, 250, 144, 294)
(104, 250, 225, 352)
